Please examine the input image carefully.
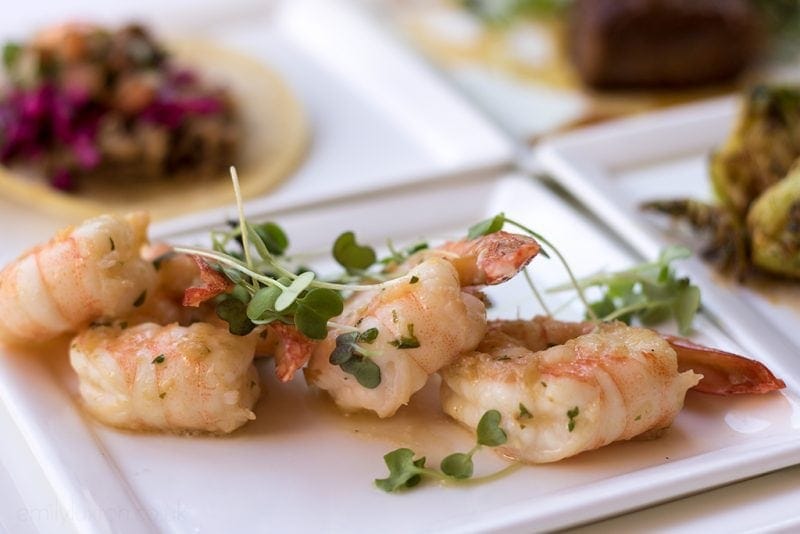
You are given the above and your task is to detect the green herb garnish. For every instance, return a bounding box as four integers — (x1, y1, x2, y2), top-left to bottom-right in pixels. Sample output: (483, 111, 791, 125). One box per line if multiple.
(550, 245, 701, 335)
(330, 330, 382, 388)
(152, 354, 165, 364)
(333, 231, 377, 273)
(389, 323, 420, 349)
(567, 406, 579, 432)
(376, 410, 514, 492)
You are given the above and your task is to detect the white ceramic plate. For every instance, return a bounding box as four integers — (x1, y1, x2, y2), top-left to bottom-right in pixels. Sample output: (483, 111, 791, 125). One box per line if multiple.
(0, 0, 513, 261)
(536, 97, 800, 389)
(1, 174, 799, 533)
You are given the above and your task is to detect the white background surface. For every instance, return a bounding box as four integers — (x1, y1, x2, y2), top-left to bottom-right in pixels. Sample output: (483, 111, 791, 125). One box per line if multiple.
(1, 0, 800, 532)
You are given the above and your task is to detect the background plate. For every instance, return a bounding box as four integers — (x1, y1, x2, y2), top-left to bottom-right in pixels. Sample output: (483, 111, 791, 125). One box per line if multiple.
(0, 0, 513, 260)
(1, 174, 799, 533)
(536, 97, 800, 389)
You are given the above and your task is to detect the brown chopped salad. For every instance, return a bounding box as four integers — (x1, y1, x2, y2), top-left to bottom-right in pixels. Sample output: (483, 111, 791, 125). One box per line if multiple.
(0, 23, 239, 191)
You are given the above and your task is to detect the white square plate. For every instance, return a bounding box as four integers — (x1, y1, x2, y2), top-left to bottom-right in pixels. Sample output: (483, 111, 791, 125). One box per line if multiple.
(536, 97, 800, 387)
(1, 174, 799, 533)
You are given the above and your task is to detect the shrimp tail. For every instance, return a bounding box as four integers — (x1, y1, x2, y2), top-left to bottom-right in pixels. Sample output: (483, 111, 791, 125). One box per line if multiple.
(269, 322, 317, 382)
(183, 256, 232, 307)
(441, 231, 540, 286)
(664, 335, 786, 395)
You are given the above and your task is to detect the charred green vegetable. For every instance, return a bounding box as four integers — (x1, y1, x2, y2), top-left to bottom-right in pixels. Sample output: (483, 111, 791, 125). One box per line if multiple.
(644, 86, 800, 281)
(711, 86, 800, 218)
(748, 165, 800, 278)
(641, 199, 749, 278)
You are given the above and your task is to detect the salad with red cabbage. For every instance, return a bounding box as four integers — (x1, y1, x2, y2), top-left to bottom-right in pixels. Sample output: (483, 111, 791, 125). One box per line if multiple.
(0, 23, 239, 191)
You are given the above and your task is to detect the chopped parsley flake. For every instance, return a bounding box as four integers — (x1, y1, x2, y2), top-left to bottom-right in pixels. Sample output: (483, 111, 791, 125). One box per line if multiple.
(133, 290, 147, 307)
(390, 324, 420, 349)
(152, 354, 165, 364)
(567, 406, 579, 432)
(517, 403, 533, 420)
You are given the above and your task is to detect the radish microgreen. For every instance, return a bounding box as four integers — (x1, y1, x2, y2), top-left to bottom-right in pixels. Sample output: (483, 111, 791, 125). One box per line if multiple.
(376, 410, 515, 492)
(550, 245, 701, 335)
(330, 328, 381, 388)
(333, 231, 377, 273)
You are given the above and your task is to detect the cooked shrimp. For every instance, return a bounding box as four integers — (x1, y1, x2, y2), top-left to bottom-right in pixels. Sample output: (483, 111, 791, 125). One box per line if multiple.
(404, 230, 541, 286)
(440, 318, 702, 463)
(126, 245, 217, 327)
(306, 232, 541, 418)
(488, 317, 786, 396)
(70, 322, 260, 434)
(0, 213, 157, 346)
(666, 335, 786, 395)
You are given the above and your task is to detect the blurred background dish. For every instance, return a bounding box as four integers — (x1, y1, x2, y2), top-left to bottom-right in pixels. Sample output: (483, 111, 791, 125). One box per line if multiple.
(370, 0, 800, 140)
(0, 23, 308, 220)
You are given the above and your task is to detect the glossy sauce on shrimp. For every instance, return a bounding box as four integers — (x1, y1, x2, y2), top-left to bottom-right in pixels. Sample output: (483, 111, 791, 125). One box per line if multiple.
(70, 322, 260, 434)
(306, 231, 541, 418)
(0, 213, 156, 345)
(441, 318, 702, 463)
(306, 258, 487, 418)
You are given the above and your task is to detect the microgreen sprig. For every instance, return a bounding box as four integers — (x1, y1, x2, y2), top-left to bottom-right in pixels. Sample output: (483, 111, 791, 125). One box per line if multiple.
(549, 245, 701, 335)
(375, 410, 518, 492)
(330, 328, 381, 388)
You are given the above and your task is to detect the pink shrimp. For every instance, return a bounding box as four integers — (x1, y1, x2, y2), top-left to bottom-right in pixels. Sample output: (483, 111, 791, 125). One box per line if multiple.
(488, 316, 785, 396)
(0, 212, 157, 346)
(440, 316, 784, 463)
(306, 231, 541, 418)
(70, 321, 260, 434)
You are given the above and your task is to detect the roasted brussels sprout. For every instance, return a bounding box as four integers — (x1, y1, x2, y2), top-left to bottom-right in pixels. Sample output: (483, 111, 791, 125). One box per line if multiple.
(711, 86, 800, 218)
(747, 164, 800, 278)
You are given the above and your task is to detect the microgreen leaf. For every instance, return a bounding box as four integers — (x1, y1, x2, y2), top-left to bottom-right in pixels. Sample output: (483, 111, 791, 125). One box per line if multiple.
(552, 245, 701, 332)
(375, 448, 425, 492)
(333, 231, 376, 272)
(467, 213, 506, 240)
(331, 330, 382, 387)
(229, 284, 251, 303)
(216, 297, 256, 335)
(440, 453, 474, 479)
(673, 283, 701, 336)
(358, 327, 379, 343)
(476, 410, 507, 447)
(255, 222, 289, 256)
(247, 285, 282, 321)
(294, 288, 344, 340)
(246, 225, 272, 263)
(275, 271, 315, 312)
(330, 332, 359, 365)
(340, 358, 381, 389)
